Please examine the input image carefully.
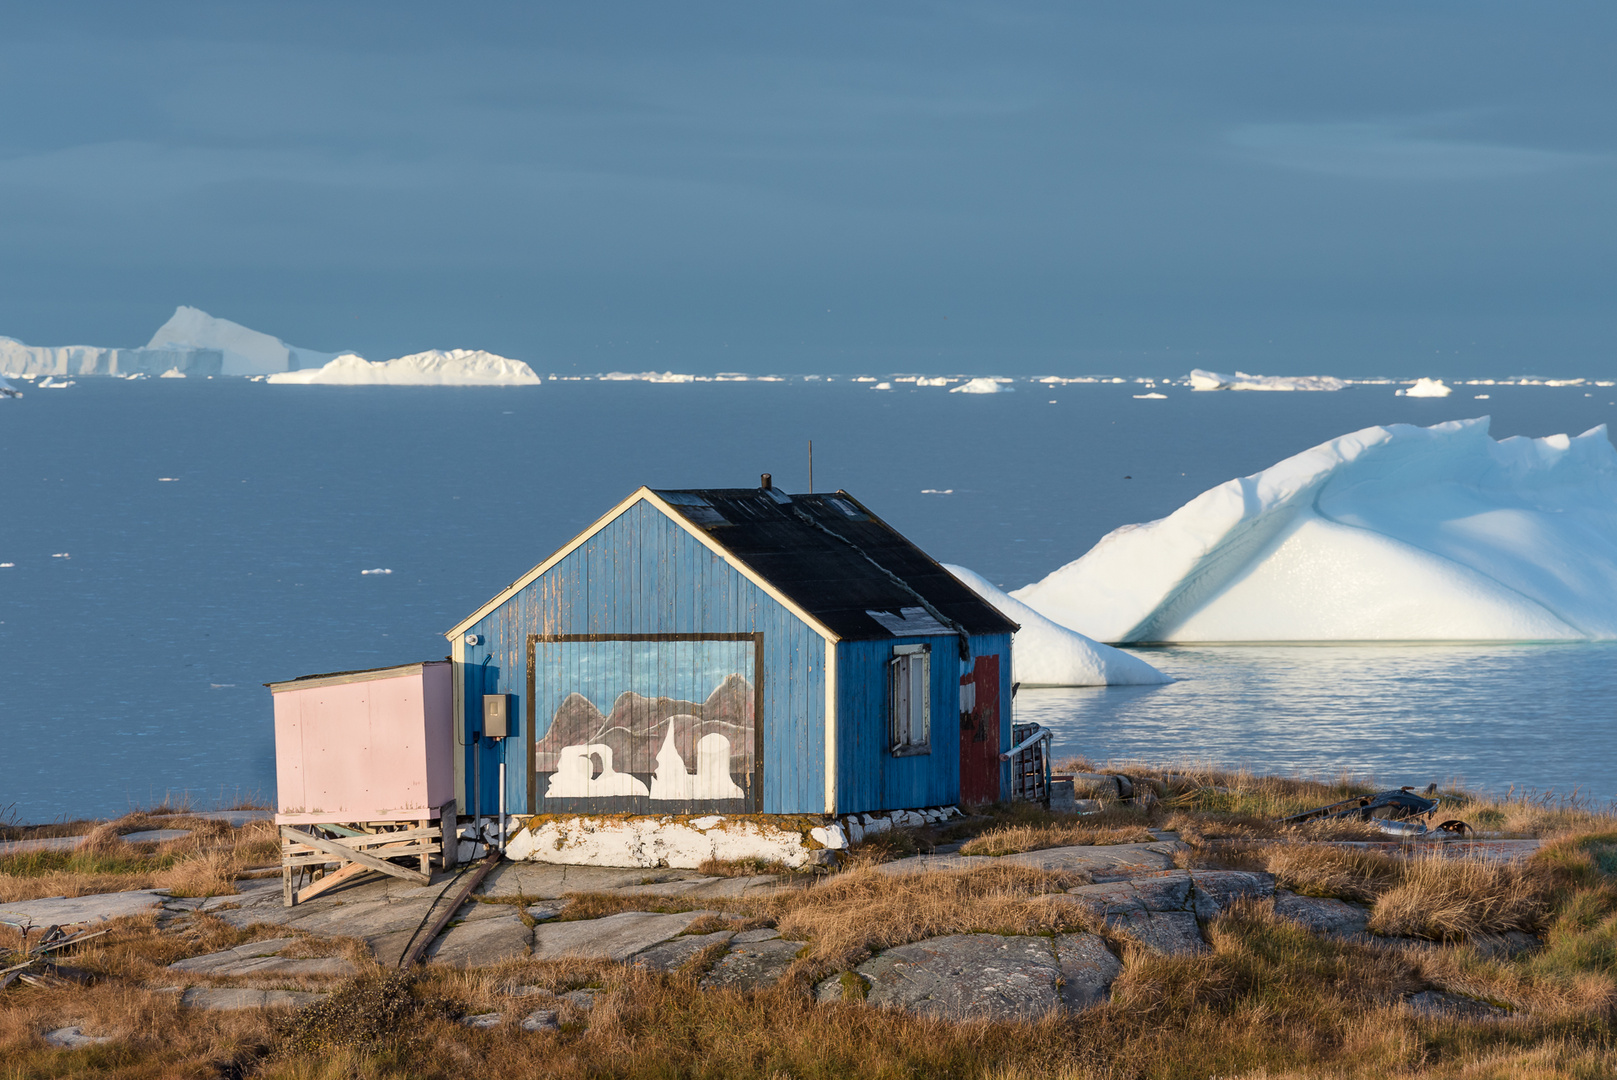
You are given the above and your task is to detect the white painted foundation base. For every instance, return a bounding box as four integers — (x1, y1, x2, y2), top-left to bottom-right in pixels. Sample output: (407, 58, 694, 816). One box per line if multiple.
(471, 805, 961, 869)
(505, 814, 830, 869)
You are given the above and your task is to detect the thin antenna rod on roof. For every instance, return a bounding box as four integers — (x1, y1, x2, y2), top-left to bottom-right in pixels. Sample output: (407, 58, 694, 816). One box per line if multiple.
(808, 440, 813, 493)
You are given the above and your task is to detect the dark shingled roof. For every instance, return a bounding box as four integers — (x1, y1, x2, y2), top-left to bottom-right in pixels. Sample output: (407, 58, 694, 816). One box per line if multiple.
(651, 487, 1019, 641)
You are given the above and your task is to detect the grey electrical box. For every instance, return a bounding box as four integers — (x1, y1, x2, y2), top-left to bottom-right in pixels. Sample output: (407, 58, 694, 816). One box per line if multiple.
(482, 694, 511, 739)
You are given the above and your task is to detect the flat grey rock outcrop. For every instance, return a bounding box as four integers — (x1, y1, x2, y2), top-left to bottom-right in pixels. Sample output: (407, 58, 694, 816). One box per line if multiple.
(426, 912, 533, 968)
(631, 930, 735, 972)
(43, 1026, 114, 1049)
(852, 934, 1064, 1022)
(1054, 933, 1121, 1010)
(1405, 990, 1512, 1020)
(699, 938, 802, 991)
(1272, 890, 1371, 938)
(1050, 869, 1273, 955)
(180, 987, 328, 1010)
(1106, 910, 1206, 955)
(521, 1009, 561, 1032)
(121, 829, 191, 845)
(0, 889, 167, 928)
(531, 910, 716, 962)
(168, 936, 357, 978)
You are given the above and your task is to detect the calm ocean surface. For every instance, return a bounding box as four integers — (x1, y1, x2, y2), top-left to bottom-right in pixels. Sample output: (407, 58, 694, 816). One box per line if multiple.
(2, 377, 1613, 820)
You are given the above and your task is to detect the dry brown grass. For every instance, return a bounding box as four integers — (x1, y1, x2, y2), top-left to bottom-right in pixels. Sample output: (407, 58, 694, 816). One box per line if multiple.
(957, 821, 1155, 856)
(1368, 854, 1550, 941)
(1262, 842, 1407, 902)
(761, 863, 1092, 966)
(0, 815, 279, 903)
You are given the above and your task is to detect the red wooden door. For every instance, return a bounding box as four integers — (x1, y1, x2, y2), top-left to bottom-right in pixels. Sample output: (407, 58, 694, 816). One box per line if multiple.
(958, 654, 1001, 804)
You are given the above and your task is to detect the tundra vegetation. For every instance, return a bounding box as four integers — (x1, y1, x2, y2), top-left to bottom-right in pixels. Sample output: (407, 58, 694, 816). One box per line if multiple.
(4, 764, 1617, 1079)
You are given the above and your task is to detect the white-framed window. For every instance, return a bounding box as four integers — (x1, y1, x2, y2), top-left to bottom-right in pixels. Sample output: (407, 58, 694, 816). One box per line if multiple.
(888, 643, 931, 756)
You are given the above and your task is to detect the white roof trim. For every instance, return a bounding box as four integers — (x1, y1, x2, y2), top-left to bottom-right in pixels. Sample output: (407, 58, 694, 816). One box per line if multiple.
(445, 487, 840, 643)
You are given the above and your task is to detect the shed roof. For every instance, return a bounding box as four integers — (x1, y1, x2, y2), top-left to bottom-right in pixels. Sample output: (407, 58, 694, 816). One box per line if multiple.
(650, 487, 1018, 641)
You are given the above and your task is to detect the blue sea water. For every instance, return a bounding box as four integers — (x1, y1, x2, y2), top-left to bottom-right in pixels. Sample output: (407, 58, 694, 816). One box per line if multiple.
(2, 377, 1614, 820)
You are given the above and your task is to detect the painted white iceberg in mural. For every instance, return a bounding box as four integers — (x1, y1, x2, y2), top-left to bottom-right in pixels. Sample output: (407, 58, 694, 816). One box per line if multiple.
(267, 349, 541, 386)
(1011, 418, 1617, 642)
(649, 725, 745, 800)
(942, 564, 1170, 686)
(545, 744, 650, 798)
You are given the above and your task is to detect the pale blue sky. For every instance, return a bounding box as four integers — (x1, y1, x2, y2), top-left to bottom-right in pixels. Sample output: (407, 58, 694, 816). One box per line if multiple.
(1, 3, 1612, 376)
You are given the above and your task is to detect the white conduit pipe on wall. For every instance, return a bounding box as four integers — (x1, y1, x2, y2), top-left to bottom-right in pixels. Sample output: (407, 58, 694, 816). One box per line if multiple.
(498, 761, 507, 854)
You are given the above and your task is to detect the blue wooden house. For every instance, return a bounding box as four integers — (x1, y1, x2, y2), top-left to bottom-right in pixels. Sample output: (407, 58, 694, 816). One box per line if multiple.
(445, 479, 1018, 820)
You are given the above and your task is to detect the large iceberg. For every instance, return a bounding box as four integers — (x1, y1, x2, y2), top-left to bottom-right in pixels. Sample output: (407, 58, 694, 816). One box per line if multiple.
(0, 336, 220, 378)
(148, 306, 338, 376)
(1189, 368, 1346, 392)
(267, 349, 541, 386)
(1013, 418, 1617, 642)
(943, 565, 1170, 686)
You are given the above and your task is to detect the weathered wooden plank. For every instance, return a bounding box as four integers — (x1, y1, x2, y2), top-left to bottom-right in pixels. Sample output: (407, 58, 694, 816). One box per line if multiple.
(279, 827, 430, 885)
(295, 861, 372, 904)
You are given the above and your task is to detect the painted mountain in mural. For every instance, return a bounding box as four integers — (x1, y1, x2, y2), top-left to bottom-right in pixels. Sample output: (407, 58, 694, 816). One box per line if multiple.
(534, 673, 755, 778)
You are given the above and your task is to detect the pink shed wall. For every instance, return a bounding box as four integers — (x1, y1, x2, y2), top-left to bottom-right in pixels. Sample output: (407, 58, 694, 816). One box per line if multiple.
(272, 661, 454, 824)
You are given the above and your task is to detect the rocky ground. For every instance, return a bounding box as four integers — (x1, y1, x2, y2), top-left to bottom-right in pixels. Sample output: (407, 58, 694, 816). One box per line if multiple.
(0, 830, 1543, 1030)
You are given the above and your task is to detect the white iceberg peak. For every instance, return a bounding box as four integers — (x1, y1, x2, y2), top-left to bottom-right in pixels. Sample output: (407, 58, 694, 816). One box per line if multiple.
(943, 565, 1170, 686)
(148, 306, 338, 376)
(1397, 377, 1453, 398)
(267, 349, 541, 386)
(1012, 418, 1617, 642)
(949, 377, 1013, 394)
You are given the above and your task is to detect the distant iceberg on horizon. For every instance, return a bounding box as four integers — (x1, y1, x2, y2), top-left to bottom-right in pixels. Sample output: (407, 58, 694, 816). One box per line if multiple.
(148, 306, 339, 376)
(1012, 417, 1617, 642)
(267, 349, 541, 386)
(1188, 368, 1346, 392)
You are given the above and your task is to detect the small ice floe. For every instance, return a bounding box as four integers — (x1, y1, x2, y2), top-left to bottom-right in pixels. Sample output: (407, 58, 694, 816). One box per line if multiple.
(0, 562, 14, 568)
(157, 477, 179, 482)
(124, 372, 149, 380)
(853, 376, 877, 382)
(361, 567, 393, 575)
(915, 376, 954, 387)
(38, 376, 75, 389)
(51, 553, 70, 559)
(1475, 394, 1491, 400)
(210, 683, 237, 689)
(159, 368, 187, 379)
(1132, 392, 1168, 400)
(949, 377, 1013, 394)
(871, 382, 893, 390)
(1396, 377, 1452, 398)
(920, 488, 954, 495)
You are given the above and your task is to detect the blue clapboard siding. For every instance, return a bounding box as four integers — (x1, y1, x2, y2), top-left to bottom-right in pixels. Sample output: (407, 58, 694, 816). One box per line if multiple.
(832, 632, 1013, 815)
(459, 499, 826, 816)
(833, 636, 959, 813)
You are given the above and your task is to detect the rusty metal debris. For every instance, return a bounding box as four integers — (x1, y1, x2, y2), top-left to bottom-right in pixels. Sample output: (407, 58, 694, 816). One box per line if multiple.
(1279, 786, 1478, 839)
(0, 924, 105, 990)
(1281, 786, 1440, 826)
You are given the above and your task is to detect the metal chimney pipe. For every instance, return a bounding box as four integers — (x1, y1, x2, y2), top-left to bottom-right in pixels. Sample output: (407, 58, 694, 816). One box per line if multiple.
(760, 473, 772, 490)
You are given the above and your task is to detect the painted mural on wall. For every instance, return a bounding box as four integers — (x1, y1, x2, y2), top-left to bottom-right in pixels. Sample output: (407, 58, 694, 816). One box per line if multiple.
(530, 637, 758, 812)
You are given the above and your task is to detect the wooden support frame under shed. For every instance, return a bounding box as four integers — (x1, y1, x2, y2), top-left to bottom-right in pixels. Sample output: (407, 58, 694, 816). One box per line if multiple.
(266, 661, 458, 906)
